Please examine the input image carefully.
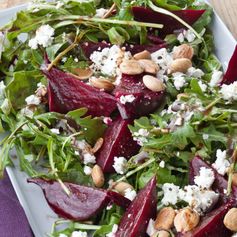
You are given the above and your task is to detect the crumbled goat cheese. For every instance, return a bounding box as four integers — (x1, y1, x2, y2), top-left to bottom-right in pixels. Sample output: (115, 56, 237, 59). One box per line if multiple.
(84, 166, 92, 175)
(1, 98, 11, 115)
(21, 107, 34, 118)
(83, 153, 96, 165)
(209, 70, 223, 87)
(119, 94, 136, 104)
(194, 167, 215, 189)
(133, 136, 148, 146)
(212, 149, 230, 175)
(202, 134, 209, 140)
(0, 32, 7, 60)
(220, 81, 237, 101)
(177, 30, 196, 43)
(161, 183, 180, 205)
(28, 24, 55, 49)
(56, 1, 64, 9)
(146, 219, 156, 237)
(95, 8, 108, 18)
(113, 157, 127, 174)
(90, 45, 131, 76)
(25, 95, 41, 105)
(198, 81, 207, 92)
(177, 33, 185, 43)
(151, 48, 173, 71)
(103, 117, 112, 125)
(59, 234, 68, 237)
(0, 81, 6, 99)
(173, 72, 186, 90)
(124, 188, 137, 201)
(75, 140, 87, 150)
(71, 231, 87, 237)
(187, 67, 205, 78)
(159, 160, 165, 168)
(134, 129, 149, 137)
(106, 224, 118, 237)
(50, 128, 60, 134)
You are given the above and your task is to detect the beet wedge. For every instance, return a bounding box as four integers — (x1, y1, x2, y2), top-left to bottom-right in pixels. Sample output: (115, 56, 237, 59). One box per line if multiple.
(114, 74, 165, 119)
(177, 199, 236, 237)
(115, 176, 157, 237)
(28, 178, 131, 221)
(221, 45, 237, 85)
(96, 116, 140, 173)
(42, 65, 117, 117)
(189, 156, 237, 197)
(132, 7, 205, 37)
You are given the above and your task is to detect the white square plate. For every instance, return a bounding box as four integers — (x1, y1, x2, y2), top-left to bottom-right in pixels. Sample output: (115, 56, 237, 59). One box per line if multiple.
(0, 3, 236, 237)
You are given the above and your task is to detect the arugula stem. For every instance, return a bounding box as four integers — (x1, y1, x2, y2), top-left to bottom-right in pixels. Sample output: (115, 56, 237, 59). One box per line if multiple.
(227, 148, 237, 196)
(74, 223, 101, 230)
(205, 97, 221, 111)
(102, 3, 116, 19)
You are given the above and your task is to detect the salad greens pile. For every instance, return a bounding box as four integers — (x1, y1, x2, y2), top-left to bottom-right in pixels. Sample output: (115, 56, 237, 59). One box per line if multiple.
(1, 0, 237, 236)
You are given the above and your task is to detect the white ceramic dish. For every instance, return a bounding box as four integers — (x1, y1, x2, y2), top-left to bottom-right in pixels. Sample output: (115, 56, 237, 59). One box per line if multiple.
(0, 3, 236, 237)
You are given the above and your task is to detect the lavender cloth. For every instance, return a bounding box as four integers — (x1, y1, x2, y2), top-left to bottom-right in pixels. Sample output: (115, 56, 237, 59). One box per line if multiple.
(0, 173, 33, 237)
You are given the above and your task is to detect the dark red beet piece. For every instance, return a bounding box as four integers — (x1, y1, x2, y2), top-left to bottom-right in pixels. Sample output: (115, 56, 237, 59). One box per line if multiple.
(96, 116, 140, 173)
(177, 199, 235, 237)
(189, 156, 237, 197)
(113, 74, 165, 119)
(221, 45, 237, 85)
(132, 7, 205, 37)
(42, 65, 117, 117)
(28, 178, 131, 221)
(115, 176, 157, 237)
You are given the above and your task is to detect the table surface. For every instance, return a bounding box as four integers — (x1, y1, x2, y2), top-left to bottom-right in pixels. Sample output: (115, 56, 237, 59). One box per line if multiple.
(0, 0, 237, 40)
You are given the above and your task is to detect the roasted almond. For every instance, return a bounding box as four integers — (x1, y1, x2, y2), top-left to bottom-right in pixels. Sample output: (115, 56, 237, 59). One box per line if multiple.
(113, 182, 134, 195)
(155, 207, 176, 230)
(91, 165, 105, 188)
(91, 138, 104, 153)
(89, 77, 115, 91)
(169, 58, 192, 74)
(133, 50, 151, 60)
(224, 208, 237, 231)
(139, 59, 160, 74)
(173, 44, 194, 60)
(73, 68, 93, 80)
(143, 75, 165, 92)
(120, 59, 144, 75)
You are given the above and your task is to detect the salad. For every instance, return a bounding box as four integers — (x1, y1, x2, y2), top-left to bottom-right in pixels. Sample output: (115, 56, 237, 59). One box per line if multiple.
(1, 0, 237, 236)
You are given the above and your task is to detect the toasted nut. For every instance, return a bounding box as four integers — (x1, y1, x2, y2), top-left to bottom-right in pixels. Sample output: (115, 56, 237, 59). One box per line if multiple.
(89, 77, 115, 92)
(173, 44, 194, 60)
(224, 208, 237, 231)
(155, 207, 176, 230)
(174, 208, 200, 233)
(73, 68, 93, 80)
(91, 138, 104, 154)
(91, 165, 105, 188)
(113, 182, 134, 195)
(139, 59, 160, 74)
(231, 173, 237, 186)
(133, 50, 151, 60)
(120, 60, 144, 75)
(143, 75, 165, 92)
(169, 58, 192, 73)
(151, 230, 170, 237)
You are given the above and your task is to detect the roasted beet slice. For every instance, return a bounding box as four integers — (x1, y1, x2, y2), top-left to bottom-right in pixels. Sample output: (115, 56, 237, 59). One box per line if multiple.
(221, 45, 237, 85)
(96, 116, 140, 173)
(189, 156, 237, 197)
(132, 7, 205, 37)
(42, 65, 117, 117)
(113, 74, 165, 119)
(28, 178, 131, 221)
(115, 176, 157, 237)
(177, 199, 235, 237)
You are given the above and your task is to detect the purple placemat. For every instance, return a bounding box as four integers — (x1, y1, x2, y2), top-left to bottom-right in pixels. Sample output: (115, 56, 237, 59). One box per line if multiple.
(0, 173, 33, 237)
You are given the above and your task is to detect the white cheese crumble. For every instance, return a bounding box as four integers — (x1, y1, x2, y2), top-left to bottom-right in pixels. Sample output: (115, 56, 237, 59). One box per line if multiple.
(124, 188, 137, 201)
(134, 128, 149, 137)
(83, 153, 96, 165)
(187, 67, 204, 78)
(198, 81, 207, 92)
(59, 234, 68, 237)
(220, 81, 237, 101)
(151, 48, 173, 71)
(95, 8, 108, 18)
(161, 183, 180, 205)
(173, 72, 186, 90)
(25, 95, 41, 105)
(83, 166, 92, 175)
(0, 32, 7, 60)
(113, 156, 127, 174)
(56, 1, 64, 9)
(177, 30, 196, 43)
(209, 70, 223, 87)
(146, 219, 156, 237)
(212, 149, 230, 175)
(194, 167, 215, 189)
(71, 231, 87, 237)
(0, 81, 6, 99)
(21, 107, 34, 118)
(28, 24, 55, 49)
(1, 98, 11, 115)
(202, 134, 209, 140)
(106, 224, 118, 237)
(50, 128, 60, 134)
(119, 94, 136, 104)
(159, 160, 165, 168)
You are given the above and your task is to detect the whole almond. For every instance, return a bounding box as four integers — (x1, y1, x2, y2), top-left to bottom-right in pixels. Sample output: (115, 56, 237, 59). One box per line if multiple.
(91, 138, 104, 153)
(139, 59, 160, 74)
(133, 50, 151, 60)
(120, 60, 144, 75)
(155, 207, 176, 230)
(143, 75, 165, 92)
(89, 77, 115, 92)
(169, 58, 192, 73)
(173, 44, 194, 60)
(224, 208, 237, 231)
(91, 165, 105, 188)
(113, 182, 134, 195)
(73, 68, 93, 80)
